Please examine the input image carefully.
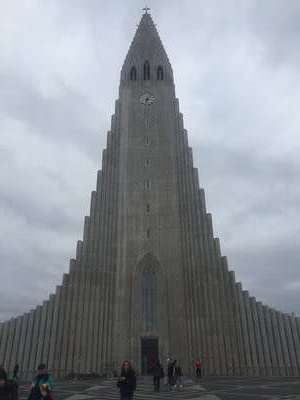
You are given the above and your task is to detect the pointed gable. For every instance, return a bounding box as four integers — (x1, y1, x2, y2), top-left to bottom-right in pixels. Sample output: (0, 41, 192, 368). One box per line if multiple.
(121, 12, 173, 84)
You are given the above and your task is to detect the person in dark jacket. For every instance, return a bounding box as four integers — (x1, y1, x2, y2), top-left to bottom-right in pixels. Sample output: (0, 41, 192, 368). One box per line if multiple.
(174, 363, 183, 388)
(152, 360, 164, 392)
(0, 366, 8, 400)
(167, 359, 176, 390)
(13, 364, 19, 382)
(27, 363, 53, 400)
(117, 360, 136, 400)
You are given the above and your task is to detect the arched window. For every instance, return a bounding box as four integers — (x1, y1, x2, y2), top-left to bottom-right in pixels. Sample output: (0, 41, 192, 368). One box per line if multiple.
(157, 66, 164, 80)
(144, 61, 150, 80)
(142, 270, 157, 330)
(130, 66, 137, 81)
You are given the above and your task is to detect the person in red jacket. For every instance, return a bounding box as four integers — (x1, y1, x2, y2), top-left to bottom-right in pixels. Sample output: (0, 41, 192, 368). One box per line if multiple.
(195, 358, 202, 378)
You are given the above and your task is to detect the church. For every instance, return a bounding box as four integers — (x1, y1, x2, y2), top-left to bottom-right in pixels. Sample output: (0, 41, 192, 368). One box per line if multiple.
(1, 11, 300, 379)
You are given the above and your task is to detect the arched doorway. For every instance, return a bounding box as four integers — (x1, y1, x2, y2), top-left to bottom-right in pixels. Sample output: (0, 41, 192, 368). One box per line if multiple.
(131, 253, 168, 374)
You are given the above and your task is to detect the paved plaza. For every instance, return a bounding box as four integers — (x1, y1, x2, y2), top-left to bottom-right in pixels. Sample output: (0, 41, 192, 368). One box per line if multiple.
(18, 376, 300, 400)
(202, 376, 300, 399)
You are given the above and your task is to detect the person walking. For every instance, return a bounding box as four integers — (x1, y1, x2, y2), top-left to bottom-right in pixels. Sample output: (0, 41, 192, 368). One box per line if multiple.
(153, 360, 164, 392)
(195, 358, 202, 378)
(174, 363, 183, 388)
(27, 363, 53, 400)
(117, 360, 136, 400)
(13, 364, 19, 382)
(167, 359, 176, 390)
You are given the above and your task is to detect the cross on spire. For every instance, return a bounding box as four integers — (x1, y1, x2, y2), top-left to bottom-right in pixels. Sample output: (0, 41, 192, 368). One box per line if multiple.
(143, 6, 151, 14)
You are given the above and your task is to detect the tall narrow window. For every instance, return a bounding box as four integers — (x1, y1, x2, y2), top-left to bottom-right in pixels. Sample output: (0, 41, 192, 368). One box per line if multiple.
(157, 66, 164, 80)
(142, 270, 157, 330)
(146, 228, 150, 238)
(145, 136, 150, 145)
(144, 61, 150, 80)
(145, 179, 151, 189)
(130, 66, 137, 81)
(146, 204, 150, 212)
(145, 159, 150, 167)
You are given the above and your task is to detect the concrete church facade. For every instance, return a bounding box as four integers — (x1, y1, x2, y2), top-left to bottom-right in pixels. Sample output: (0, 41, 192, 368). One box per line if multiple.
(1, 12, 300, 379)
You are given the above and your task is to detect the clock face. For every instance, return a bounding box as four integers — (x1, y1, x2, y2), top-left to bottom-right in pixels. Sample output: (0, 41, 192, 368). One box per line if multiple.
(139, 93, 156, 105)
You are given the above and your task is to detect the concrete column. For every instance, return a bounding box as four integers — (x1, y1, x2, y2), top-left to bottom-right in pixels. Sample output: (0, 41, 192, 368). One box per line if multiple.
(41, 295, 54, 367)
(228, 273, 243, 375)
(53, 282, 67, 378)
(66, 266, 79, 374)
(276, 311, 291, 376)
(194, 189, 208, 368)
(92, 174, 104, 373)
(84, 190, 98, 373)
(17, 313, 29, 379)
(263, 306, 278, 375)
(203, 215, 220, 375)
(60, 269, 74, 375)
(97, 150, 110, 373)
(22, 311, 35, 380)
(283, 314, 298, 375)
(106, 129, 119, 371)
(8, 316, 22, 374)
(0, 323, 3, 347)
(0, 321, 10, 370)
(211, 238, 227, 376)
(99, 145, 113, 372)
(184, 145, 200, 368)
(86, 195, 99, 371)
(256, 302, 272, 376)
(35, 301, 48, 367)
(270, 309, 285, 376)
(28, 306, 42, 376)
(236, 285, 252, 375)
(243, 292, 259, 376)
(48, 287, 61, 374)
(289, 316, 300, 373)
(235, 282, 251, 376)
(79, 217, 92, 374)
(249, 298, 265, 375)
(221, 258, 237, 376)
(200, 222, 215, 375)
(73, 268, 86, 373)
(4, 319, 16, 372)
(176, 128, 194, 370)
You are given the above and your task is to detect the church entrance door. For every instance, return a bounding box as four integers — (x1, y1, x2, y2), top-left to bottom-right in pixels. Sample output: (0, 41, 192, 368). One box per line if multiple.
(141, 337, 159, 375)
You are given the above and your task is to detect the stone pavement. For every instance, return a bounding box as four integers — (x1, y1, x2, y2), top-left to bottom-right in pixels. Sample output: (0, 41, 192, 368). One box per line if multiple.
(18, 377, 219, 400)
(200, 376, 300, 399)
(18, 376, 300, 399)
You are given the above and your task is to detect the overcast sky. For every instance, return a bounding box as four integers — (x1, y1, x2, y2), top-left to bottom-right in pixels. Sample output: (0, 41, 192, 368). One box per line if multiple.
(0, 0, 300, 322)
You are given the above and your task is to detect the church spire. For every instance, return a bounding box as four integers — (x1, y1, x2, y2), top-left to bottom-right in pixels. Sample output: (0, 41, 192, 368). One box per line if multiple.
(120, 11, 173, 85)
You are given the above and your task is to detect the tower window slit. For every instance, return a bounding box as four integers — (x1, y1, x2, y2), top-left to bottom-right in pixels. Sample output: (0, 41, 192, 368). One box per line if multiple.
(144, 61, 150, 80)
(147, 228, 150, 238)
(146, 204, 150, 212)
(157, 66, 164, 80)
(130, 66, 137, 81)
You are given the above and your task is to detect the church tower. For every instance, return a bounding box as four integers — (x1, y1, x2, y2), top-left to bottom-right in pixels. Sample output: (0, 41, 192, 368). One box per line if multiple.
(1, 11, 300, 378)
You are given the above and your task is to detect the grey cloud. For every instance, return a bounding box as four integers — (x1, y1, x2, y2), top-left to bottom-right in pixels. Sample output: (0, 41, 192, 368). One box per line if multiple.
(0, 1, 300, 321)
